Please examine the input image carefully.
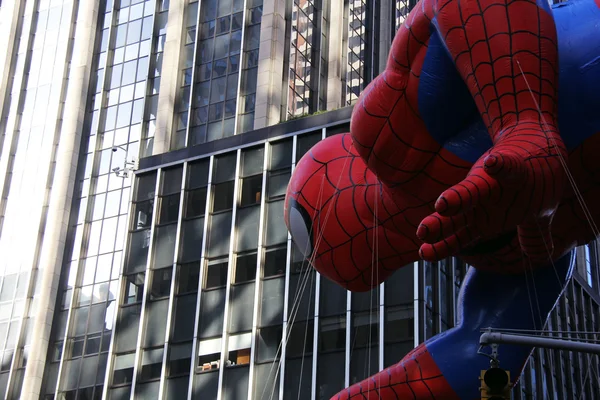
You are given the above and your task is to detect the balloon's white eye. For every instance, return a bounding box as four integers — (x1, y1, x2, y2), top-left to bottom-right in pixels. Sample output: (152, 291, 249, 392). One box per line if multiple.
(287, 199, 313, 258)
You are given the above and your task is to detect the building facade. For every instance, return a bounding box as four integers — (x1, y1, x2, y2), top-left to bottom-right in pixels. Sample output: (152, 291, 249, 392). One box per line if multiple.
(0, 0, 597, 399)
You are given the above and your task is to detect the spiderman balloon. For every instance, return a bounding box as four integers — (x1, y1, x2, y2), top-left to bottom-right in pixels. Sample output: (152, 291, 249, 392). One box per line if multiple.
(284, 0, 600, 397)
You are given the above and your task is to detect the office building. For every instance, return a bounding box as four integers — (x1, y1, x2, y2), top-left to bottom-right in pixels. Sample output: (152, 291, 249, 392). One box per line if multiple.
(0, 0, 597, 399)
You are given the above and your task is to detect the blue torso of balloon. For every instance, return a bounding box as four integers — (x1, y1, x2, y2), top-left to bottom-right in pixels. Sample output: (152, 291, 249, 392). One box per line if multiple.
(418, 0, 600, 163)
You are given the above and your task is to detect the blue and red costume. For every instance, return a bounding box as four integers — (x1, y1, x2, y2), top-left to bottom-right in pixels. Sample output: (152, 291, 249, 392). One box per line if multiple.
(284, 0, 600, 398)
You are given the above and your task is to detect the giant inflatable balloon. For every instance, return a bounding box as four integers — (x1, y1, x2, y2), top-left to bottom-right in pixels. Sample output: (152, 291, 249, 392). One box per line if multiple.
(284, 0, 600, 397)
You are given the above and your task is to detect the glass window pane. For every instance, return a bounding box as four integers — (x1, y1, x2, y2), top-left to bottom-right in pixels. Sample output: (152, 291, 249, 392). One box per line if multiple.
(158, 194, 180, 225)
(172, 294, 197, 342)
(239, 176, 262, 208)
(133, 200, 153, 230)
(205, 259, 228, 289)
(123, 235, 147, 277)
(229, 283, 254, 332)
(179, 217, 205, 262)
(141, 16, 153, 40)
(384, 266, 413, 306)
(236, 206, 259, 251)
(222, 365, 249, 399)
(320, 316, 345, 351)
(152, 224, 177, 268)
(296, 132, 321, 162)
(143, 300, 169, 347)
(213, 153, 236, 183)
(214, 35, 230, 59)
(105, 190, 122, 218)
(319, 276, 346, 317)
(256, 325, 282, 362)
(177, 263, 200, 294)
(126, 19, 142, 44)
(116, 102, 133, 128)
(150, 268, 173, 299)
(226, 73, 239, 100)
(113, 353, 135, 384)
(198, 288, 225, 338)
(264, 247, 287, 278)
(260, 277, 284, 327)
(207, 212, 232, 257)
(270, 140, 293, 170)
(385, 306, 414, 343)
(265, 200, 287, 246)
(187, 160, 209, 189)
(286, 320, 314, 358)
(122, 60, 137, 86)
(210, 77, 226, 104)
(198, 39, 214, 63)
(124, 273, 145, 304)
(234, 253, 257, 283)
(184, 188, 207, 218)
(267, 170, 290, 199)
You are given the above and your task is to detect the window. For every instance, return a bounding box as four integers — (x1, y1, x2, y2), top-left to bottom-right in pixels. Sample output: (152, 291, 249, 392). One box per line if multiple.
(168, 342, 192, 376)
(260, 277, 284, 327)
(172, 294, 197, 342)
(256, 325, 282, 362)
(140, 348, 163, 381)
(198, 337, 222, 370)
(213, 181, 235, 212)
(353, 312, 379, 347)
(240, 175, 262, 206)
(70, 337, 85, 358)
(184, 187, 207, 218)
(384, 306, 413, 342)
(132, 199, 154, 230)
(295, 132, 321, 162)
(127, 173, 156, 274)
(177, 262, 200, 294)
(319, 316, 345, 352)
(264, 246, 286, 277)
(227, 333, 252, 366)
(124, 273, 145, 304)
(179, 217, 205, 262)
(239, 147, 263, 206)
(158, 194, 180, 224)
(205, 259, 228, 288)
(234, 253, 257, 283)
(286, 320, 314, 358)
(149, 268, 172, 299)
(113, 353, 135, 385)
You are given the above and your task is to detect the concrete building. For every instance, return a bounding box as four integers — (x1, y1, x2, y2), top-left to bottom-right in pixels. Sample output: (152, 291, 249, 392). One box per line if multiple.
(0, 0, 597, 399)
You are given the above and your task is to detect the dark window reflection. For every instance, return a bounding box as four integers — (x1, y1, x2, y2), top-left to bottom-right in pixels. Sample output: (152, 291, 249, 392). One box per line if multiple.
(264, 246, 287, 277)
(205, 259, 228, 288)
(319, 316, 345, 352)
(184, 187, 207, 218)
(286, 320, 314, 358)
(256, 325, 282, 362)
(158, 194, 180, 224)
(353, 312, 379, 347)
(295, 131, 321, 162)
(240, 175, 262, 206)
(234, 253, 257, 283)
(177, 262, 200, 294)
(149, 268, 172, 299)
(213, 181, 235, 212)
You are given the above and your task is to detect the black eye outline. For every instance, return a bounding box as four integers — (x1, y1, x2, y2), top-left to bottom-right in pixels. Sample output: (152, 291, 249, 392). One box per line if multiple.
(286, 197, 315, 258)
